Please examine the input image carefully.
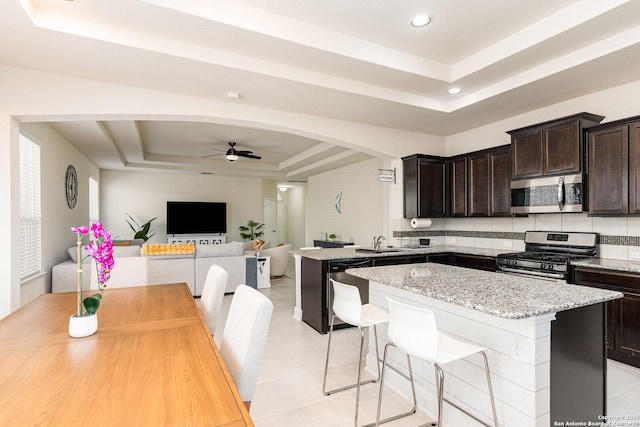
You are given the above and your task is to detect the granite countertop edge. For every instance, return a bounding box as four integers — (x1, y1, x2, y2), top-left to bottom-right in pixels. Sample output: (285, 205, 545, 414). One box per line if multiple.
(293, 246, 640, 275)
(345, 263, 622, 320)
(292, 245, 503, 260)
(570, 258, 640, 274)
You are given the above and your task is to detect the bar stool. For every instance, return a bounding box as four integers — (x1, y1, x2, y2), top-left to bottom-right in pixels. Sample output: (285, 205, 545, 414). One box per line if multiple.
(375, 298, 498, 427)
(322, 279, 390, 427)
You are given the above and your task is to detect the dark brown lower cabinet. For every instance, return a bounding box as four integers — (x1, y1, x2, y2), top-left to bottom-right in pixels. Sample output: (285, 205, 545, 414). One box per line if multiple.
(424, 252, 497, 271)
(301, 254, 426, 334)
(451, 253, 497, 271)
(571, 266, 640, 368)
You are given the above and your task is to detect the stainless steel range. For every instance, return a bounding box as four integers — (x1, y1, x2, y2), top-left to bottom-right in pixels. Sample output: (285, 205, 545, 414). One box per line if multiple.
(496, 231, 597, 280)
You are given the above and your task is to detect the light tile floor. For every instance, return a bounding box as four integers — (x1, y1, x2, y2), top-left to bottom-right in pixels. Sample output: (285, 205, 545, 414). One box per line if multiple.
(214, 262, 640, 426)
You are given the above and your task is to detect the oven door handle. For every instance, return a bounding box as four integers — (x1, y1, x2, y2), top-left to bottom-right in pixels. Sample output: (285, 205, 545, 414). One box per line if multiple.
(557, 177, 565, 211)
(497, 266, 566, 280)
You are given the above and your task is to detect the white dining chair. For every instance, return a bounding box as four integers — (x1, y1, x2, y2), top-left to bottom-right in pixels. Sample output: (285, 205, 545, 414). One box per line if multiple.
(219, 285, 273, 410)
(323, 279, 390, 427)
(375, 298, 498, 427)
(199, 264, 229, 337)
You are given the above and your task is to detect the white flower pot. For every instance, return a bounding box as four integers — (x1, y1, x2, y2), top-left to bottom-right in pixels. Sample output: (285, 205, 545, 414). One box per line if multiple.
(68, 313, 98, 338)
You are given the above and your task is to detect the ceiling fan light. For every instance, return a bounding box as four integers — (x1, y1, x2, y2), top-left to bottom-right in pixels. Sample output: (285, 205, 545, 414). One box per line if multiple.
(226, 147, 239, 161)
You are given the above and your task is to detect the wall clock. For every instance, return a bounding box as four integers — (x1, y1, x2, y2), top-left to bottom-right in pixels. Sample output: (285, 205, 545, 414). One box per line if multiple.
(65, 165, 78, 209)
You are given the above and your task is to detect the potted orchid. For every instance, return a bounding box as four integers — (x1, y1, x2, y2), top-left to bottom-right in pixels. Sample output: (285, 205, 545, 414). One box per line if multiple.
(69, 223, 114, 338)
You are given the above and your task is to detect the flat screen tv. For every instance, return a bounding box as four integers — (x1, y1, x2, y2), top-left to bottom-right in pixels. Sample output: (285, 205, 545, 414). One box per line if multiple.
(166, 201, 227, 235)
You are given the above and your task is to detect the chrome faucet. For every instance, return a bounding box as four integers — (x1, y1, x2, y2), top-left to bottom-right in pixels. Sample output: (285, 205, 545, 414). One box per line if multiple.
(372, 235, 386, 250)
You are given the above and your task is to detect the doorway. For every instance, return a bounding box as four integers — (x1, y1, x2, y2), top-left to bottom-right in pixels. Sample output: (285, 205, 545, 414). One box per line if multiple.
(264, 197, 286, 244)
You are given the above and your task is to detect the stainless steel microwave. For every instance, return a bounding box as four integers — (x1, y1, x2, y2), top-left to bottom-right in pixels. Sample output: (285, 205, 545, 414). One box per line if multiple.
(511, 174, 584, 214)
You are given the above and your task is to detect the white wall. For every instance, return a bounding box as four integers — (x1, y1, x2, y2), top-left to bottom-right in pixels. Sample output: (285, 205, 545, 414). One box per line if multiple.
(445, 79, 640, 156)
(307, 158, 385, 247)
(0, 116, 19, 318)
(284, 185, 307, 250)
(0, 64, 447, 318)
(100, 170, 263, 243)
(18, 123, 100, 304)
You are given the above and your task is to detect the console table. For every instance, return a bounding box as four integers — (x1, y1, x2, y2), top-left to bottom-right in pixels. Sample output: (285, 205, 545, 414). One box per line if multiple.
(0, 284, 252, 426)
(168, 235, 226, 245)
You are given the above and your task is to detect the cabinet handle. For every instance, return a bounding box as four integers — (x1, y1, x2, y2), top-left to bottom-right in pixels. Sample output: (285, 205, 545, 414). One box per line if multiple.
(558, 177, 565, 211)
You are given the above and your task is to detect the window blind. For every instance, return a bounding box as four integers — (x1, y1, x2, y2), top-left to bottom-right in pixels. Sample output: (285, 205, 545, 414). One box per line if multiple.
(19, 134, 41, 280)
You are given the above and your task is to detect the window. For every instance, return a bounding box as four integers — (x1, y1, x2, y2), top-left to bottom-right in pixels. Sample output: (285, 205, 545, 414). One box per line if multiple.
(89, 175, 99, 223)
(19, 134, 41, 280)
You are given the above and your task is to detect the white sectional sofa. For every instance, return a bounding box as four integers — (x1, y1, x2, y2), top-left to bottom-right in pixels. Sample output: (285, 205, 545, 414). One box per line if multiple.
(52, 241, 256, 296)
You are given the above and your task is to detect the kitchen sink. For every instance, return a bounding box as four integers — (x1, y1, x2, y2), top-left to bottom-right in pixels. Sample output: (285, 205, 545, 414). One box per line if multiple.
(355, 248, 401, 253)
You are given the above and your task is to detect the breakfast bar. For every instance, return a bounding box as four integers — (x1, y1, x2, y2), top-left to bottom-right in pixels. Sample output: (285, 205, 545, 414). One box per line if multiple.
(346, 263, 622, 427)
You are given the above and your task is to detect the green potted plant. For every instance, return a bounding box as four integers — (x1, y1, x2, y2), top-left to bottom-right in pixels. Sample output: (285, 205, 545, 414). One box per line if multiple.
(125, 214, 157, 241)
(239, 220, 265, 240)
(328, 233, 336, 241)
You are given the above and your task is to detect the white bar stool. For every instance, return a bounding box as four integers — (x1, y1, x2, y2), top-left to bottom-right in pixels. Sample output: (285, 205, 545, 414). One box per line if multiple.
(322, 279, 390, 427)
(374, 298, 498, 427)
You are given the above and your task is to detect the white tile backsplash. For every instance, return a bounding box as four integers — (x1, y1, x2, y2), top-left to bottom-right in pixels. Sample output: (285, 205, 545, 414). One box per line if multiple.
(593, 216, 628, 236)
(561, 213, 593, 232)
(402, 212, 639, 261)
(534, 213, 562, 231)
(628, 217, 640, 235)
(599, 244, 628, 261)
(512, 215, 536, 232)
(491, 217, 514, 232)
(473, 217, 492, 231)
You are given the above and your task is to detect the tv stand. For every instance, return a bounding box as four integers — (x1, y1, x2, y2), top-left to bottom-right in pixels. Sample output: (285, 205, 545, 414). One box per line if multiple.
(168, 235, 226, 245)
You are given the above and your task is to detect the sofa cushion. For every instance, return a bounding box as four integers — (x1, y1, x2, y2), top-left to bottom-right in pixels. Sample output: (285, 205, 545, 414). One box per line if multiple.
(196, 242, 244, 258)
(112, 238, 145, 246)
(113, 245, 143, 257)
(69, 244, 141, 262)
(68, 246, 86, 263)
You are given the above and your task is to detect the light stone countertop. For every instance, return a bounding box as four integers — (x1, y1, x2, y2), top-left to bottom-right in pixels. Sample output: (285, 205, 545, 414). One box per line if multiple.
(570, 258, 640, 274)
(346, 263, 622, 320)
(292, 245, 506, 261)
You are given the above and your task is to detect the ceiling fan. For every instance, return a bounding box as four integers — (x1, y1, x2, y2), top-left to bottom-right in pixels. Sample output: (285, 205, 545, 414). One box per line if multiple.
(204, 142, 262, 161)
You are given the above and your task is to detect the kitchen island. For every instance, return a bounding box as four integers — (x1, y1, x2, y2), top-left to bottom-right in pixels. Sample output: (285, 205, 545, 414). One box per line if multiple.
(292, 246, 502, 332)
(346, 263, 622, 427)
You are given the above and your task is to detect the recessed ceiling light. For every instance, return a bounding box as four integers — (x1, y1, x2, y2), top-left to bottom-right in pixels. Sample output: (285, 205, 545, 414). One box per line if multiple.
(448, 87, 462, 95)
(411, 14, 431, 27)
(226, 91, 240, 100)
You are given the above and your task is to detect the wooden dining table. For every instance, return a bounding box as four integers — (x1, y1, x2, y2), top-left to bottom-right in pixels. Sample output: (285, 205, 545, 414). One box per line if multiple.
(0, 283, 253, 426)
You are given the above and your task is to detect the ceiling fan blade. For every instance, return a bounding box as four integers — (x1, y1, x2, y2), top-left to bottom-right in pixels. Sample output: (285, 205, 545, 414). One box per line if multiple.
(201, 152, 224, 158)
(239, 153, 261, 159)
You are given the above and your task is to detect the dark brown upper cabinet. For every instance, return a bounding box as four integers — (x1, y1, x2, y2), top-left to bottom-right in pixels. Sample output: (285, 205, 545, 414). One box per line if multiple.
(488, 146, 512, 216)
(468, 153, 490, 216)
(403, 154, 447, 218)
(449, 157, 467, 217)
(447, 145, 511, 217)
(587, 116, 640, 215)
(509, 113, 604, 180)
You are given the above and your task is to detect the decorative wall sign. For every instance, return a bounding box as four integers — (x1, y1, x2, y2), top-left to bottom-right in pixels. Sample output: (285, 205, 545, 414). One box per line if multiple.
(335, 192, 342, 214)
(378, 167, 396, 183)
(65, 165, 78, 209)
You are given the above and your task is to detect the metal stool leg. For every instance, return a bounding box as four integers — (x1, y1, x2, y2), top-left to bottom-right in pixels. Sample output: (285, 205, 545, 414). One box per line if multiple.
(324, 322, 383, 396)
(322, 315, 337, 395)
(435, 354, 499, 427)
(434, 364, 445, 426)
(481, 351, 499, 427)
(354, 327, 367, 426)
(370, 343, 417, 427)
